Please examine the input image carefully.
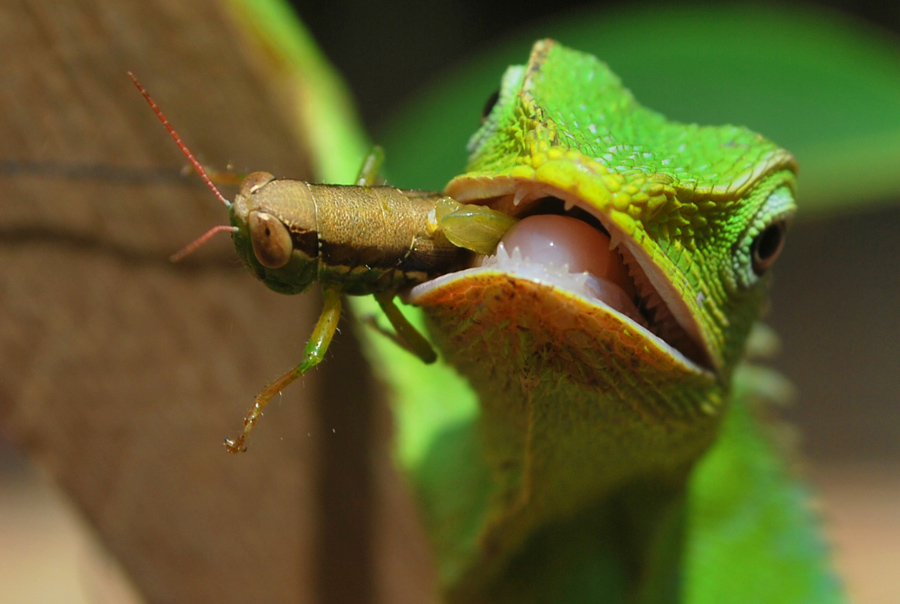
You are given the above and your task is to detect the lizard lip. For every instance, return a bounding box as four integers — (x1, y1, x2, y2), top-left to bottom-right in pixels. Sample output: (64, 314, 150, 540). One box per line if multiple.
(408, 183, 714, 374)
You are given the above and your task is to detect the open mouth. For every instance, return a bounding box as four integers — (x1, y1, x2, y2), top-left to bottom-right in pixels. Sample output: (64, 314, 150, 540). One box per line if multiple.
(409, 183, 714, 375)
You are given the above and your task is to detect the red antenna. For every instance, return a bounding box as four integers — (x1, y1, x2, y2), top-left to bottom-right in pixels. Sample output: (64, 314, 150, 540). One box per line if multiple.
(168, 224, 238, 262)
(128, 71, 231, 208)
(129, 71, 239, 261)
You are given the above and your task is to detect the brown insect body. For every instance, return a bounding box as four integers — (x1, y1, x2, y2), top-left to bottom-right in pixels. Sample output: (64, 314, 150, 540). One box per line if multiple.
(128, 70, 496, 452)
(231, 172, 471, 296)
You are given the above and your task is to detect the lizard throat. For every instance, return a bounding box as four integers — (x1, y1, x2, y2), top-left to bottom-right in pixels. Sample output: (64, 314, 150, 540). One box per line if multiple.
(409, 189, 713, 373)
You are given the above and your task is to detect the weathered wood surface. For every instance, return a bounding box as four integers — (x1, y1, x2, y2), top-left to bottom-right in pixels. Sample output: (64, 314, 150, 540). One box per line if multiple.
(0, 1, 433, 602)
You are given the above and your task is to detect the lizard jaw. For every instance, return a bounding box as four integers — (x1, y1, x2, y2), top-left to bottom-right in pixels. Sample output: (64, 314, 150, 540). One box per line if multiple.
(408, 183, 715, 376)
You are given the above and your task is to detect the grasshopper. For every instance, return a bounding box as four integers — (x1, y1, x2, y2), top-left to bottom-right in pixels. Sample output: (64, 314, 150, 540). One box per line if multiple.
(129, 73, 516, 453)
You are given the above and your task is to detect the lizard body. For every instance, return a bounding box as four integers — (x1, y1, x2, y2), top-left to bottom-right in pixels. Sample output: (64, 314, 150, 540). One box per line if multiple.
(395, 40, 842, 603)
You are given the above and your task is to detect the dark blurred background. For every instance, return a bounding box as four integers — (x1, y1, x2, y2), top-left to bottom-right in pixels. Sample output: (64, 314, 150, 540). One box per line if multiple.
(297, 0, 900, 127)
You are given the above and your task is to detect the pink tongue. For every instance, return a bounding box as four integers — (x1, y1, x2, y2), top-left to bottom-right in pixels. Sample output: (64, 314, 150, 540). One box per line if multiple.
(498, 214, 641, 320)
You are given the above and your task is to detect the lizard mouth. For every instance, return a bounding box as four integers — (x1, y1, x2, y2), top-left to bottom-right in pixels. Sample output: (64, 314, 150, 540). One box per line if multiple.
(408, 183, 714, 375)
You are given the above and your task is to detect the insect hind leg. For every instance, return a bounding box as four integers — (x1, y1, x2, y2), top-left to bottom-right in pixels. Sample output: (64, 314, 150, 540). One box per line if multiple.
(224, 288, 343, 453)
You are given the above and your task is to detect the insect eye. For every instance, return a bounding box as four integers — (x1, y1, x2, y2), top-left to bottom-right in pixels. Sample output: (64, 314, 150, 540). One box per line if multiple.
(248, 211, 293, 269)
(481, 88, 500, 122)
(750, 221, 786, 275)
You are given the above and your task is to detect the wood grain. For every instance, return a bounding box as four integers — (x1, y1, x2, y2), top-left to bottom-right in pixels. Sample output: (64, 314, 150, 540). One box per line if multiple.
(0, 1, 433, 602)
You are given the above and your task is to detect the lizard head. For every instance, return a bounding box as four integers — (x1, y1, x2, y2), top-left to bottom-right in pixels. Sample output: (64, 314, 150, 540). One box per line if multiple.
(408, 39, 797, 420)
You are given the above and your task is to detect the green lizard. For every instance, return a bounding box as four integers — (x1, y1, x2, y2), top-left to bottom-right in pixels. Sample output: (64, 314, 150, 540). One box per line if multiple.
(371, 39, 844, 603)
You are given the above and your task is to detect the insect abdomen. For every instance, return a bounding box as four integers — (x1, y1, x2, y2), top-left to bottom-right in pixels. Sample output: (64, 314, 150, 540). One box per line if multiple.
(307, 184, 469, 294)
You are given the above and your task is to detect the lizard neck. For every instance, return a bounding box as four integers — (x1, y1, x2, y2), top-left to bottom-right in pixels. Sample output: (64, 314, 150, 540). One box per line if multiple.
(416, 274, 727, 597)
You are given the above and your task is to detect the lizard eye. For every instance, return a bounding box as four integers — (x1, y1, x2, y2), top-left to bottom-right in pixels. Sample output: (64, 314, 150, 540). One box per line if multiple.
(481, 89, 500, 123)
(751, 221, 786, 275)
(249, 211, 293, 269)
(728, 185, 795, 291)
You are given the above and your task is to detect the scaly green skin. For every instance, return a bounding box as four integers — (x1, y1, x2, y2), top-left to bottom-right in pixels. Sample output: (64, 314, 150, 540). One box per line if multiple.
(396, 40, 844, 603)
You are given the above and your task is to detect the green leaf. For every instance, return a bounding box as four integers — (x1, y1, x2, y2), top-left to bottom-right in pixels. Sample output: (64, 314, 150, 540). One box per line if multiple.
(380, 4, 900, 217)
(224, 0, 370, 183)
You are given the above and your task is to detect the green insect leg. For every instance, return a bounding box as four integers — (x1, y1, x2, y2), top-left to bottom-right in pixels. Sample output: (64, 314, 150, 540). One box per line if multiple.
(355, 145, 385, 187)
(224, 288, 343, 453)
(372, 292, 437, 364)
